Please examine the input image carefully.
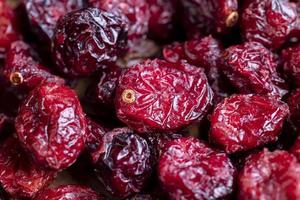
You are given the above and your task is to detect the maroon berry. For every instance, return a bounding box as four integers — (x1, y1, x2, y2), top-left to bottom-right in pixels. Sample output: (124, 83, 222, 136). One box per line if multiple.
(282, 44, 300, 87)
(158, 137, 236, 200)
(286, 88, 300, 131)
(33, 185, 103, 200)
(52, 8, 128, 77)
(238, 149, 300, 200)
(241, 0, 298, 50)
(3, 41, 64, 90)
(115, 59, 213, 133)
(290, 135, 300, 162)
(94, 128, 153, 198)
(163, 42, 185, 64)
(221, 41, 288, 98)
(0, 136, 56, 198)
(15, 83, 87, 170)
(210, 94, 290, 154)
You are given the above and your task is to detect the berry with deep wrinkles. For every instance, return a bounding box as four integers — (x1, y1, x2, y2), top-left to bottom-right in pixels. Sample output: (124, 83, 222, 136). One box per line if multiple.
(281, 44, 300, 87)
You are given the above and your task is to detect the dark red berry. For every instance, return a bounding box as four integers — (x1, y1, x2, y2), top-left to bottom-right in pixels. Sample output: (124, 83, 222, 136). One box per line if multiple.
(286, 88, 300, 131)
(94, 128, 153, 198)
(158, 137, 236, 200)
(290, 135, 300, 162)
(221, 41, 288, 98)
(33, 185, 103, 200)
(163, 42, 185, 64)
(281, 44, 300, 87)
(241, 0, 298, 50)
(0, 136, 56, 198)
(15, 83, 87, 170)
(52, 8, 128, 77)
(115, 59, 213, 133)
(210, 94, 290, 154)
(238, 149, 300, 200)
(3, 41, 64, 90)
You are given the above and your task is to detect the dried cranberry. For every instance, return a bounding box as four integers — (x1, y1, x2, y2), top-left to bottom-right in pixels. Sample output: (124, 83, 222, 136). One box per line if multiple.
(221, 42, 288, 98)
(241, 0, 298, 50)
(281, 44, 300, 87)
(238, 149, 300, 200)
(158, 137, 236, 200)
(94, 128, 153, 198)
(163, 42, 185, 63)
(52, 8, 128, 77)
(115, 59, 213, 133)
(0, 136, 56, 198)
(3, 41, 64, 90)
(33, 185, 103, 200)
(286, 88, 300, 131)
(290, 135, 300, 162)
(210, 94, 290, 154)
(15, 83, 87, 170)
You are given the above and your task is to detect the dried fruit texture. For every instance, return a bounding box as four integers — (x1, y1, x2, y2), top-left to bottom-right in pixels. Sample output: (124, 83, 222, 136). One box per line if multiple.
(33, 185, 103, 200)
(158, 137, 236, 200)
(210, 94, 289, 154)
(290, 135, 300, 162)
(88, 0, 150, 43)
(115, 59, 213, 133)
(3, 41, 64, 90)
(53, 8, 128, 77)
(282, 44, 300, 87)
(0, 137, 56, 198)
(163, 42, 185, 64)
(94, 128, 153, 198)
(222, 42, 288, 98)
(15, 83, 87, 170)
(286, 88, 300, 131)
(241, 0, 298, 50)
(180, 0, 239, 35)
(238, 149, 300, 200)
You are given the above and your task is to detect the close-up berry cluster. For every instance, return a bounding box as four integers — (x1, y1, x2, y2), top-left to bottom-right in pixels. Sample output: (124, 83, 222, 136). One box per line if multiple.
(0, 0, 300, 199)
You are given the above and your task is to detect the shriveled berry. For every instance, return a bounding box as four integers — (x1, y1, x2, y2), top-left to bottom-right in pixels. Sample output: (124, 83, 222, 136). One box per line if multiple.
(15, 83, 87, 170)
(163, 42, 185, 63)
(0, 136, 56, 198)
(281, 44, 300, 87)
(221, 42, 288, 98)
(94, 128, 153, 198)
(286, 88, 300, 131)
(158, 137, 236, 200)
(3, 41, 64, 89)
(33, 185, 103, 200)
(52, 8, 127, 77)
(115, 59, 213, 133)
(210, 94, 290, 154)
(241, 0, 298, 50)
(238, 149, 300, 200)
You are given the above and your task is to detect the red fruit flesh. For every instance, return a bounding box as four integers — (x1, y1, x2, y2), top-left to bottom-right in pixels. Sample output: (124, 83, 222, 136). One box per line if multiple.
(210, 94, 290, 154)
(115, 59, 213, 133)
(286, 88, 300, 131)
(158, 137, 236, 200)
(15, 83, 87, 170)
(282, 44, 300, 87)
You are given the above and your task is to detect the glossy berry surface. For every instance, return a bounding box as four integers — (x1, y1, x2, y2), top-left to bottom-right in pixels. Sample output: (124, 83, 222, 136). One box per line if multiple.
(282, 44, 300, 87)
(15, 83, 87, 170)
(115, 59, 213, 133)
(94, 128, 153, 198)
(53, 8, 127, 77)
(221, 41, 288, 98)
(286, 88, 300, 131)
(210, 94, 290, 154)
(158, 137, 236, 200)
(238, 149, 300, 200)
(0, 136, 56, 198)
(33, 185, 103, 200)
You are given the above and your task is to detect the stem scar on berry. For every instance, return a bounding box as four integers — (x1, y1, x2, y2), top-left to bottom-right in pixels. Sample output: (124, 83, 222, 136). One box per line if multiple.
(122, 89, 136, 104)
(9, 72, 23, 85)
(225, 11, 239, 27)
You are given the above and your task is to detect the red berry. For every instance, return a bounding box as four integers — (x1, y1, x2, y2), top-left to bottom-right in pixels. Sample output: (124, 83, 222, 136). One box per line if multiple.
(115, 59, 213, 133)
(33, 185, 103, 200)
(286, 88, 300, 131)
(238, 149, 300, 200)
(290, 135, 300, 162)
(15, 83, 87, 170)
(282, 44, 300, 87)
(52, 8, 128, 77)
(221, 42, 288, 98)
(163, 42, 185, 64)
(0, 136, 56, 198)
(158, 137, 236, 200)
(210, 94, 290, 154)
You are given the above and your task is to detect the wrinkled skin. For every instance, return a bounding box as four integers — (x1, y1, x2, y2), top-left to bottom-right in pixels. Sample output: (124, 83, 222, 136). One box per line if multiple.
(210, 94, 290, 153)
(3, 41, 64, 90)
(221, 42, 288, 98)
(158, 137, 236, 200)
(115, 59, 213, 133)
(15, 83, 87, 170)
(33, 185, 103, 200)
(53, 8, 128, 77)
(94, 128, 153, 198)
(0, 137, 56, 198)
(238, 149, 300, 200)
(241, 0, 298, 50)
(282, 44, 300, 87)
(286, 88, 300, 131)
